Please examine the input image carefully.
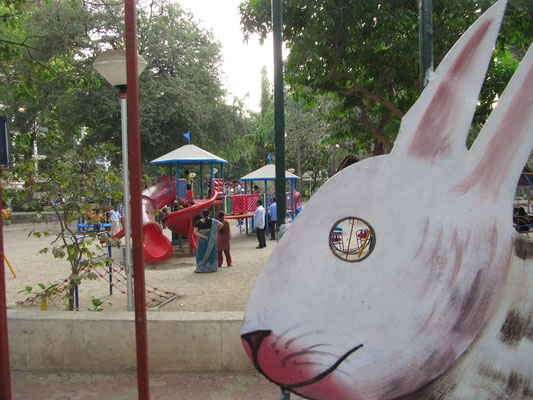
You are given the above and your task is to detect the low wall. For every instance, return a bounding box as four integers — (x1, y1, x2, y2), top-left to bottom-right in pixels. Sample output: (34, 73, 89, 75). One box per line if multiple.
(7, 310, 253, 372)
(11, 212, 55, 224)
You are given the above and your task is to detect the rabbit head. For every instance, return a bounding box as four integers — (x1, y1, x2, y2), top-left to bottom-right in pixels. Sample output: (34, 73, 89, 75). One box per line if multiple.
(242, 1, 533, 399)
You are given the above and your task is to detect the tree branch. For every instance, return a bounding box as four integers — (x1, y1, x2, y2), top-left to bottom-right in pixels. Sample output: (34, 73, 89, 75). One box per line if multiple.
(330, 8, 405, 120)
(380, 3, 410, 37)
(358, 100, 393, 153)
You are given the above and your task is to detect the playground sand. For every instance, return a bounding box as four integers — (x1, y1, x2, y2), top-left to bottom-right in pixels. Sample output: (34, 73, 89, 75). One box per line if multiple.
(3, 221, 274, 312)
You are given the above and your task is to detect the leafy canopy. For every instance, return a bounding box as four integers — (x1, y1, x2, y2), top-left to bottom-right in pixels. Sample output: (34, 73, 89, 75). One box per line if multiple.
(239, 0, 533, 154)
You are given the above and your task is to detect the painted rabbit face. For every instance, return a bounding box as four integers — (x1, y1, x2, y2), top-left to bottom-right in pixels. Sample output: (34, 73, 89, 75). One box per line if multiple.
(242, 1, 533, 399)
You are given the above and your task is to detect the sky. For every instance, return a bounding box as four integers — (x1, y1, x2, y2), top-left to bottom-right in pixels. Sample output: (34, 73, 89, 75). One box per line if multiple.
(176, 0, 275, 113)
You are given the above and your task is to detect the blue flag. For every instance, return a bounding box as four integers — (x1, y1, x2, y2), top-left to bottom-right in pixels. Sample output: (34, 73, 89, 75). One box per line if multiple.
(183, 131, 191, 144)
(267, 153, 272, 164)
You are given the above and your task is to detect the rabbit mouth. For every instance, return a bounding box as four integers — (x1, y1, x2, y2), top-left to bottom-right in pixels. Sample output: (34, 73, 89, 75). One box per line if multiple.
(241, 329, 363, 394)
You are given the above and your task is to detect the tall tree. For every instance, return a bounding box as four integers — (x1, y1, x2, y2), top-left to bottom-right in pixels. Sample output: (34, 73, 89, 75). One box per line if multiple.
(74, 0, 247, 164)
(240, 0, 532, 154)
(246, 66, 275, 170)
(1, 0, 251, 173)
(0, 0, 98, 202)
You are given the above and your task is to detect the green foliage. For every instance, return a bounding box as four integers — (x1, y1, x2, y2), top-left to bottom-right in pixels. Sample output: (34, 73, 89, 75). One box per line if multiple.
(1, 0, 251, 174)
(244, 67, 342, 186)
(88, 296, 111, 311)
(240, 0, 533, 154)
(4, 143, 122, 310)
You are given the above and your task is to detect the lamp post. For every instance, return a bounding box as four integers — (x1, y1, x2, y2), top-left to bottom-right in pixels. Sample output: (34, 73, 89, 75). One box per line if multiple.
(93, 50, 147, 311)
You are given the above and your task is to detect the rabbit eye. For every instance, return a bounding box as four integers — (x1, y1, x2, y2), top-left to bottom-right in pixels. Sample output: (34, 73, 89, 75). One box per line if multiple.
(329, 217, 375, 262)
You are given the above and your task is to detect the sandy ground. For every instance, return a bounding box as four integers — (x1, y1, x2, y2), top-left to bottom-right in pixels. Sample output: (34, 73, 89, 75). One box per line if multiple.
(3, 220, 275, 312)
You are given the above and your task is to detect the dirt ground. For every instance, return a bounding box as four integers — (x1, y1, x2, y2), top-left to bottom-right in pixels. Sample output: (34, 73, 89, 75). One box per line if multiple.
(3, 220, 275, 312)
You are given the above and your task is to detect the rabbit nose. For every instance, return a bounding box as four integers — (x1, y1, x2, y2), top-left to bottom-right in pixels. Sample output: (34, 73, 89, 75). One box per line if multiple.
(241, 330, 272, 361)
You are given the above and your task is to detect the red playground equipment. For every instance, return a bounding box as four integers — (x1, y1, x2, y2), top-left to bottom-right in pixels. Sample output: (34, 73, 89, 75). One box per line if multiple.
(112, 175, 220, 262)
(115, 144, 302, 263)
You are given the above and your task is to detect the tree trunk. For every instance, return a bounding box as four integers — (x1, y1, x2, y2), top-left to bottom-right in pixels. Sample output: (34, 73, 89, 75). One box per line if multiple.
(68, 286, 75, 311)
(329, 144, 336, 177)
(373, 140, 385, 156)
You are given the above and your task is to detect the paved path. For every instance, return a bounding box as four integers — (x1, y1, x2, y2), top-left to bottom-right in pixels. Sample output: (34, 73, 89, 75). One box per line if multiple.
(11, 371, 303, 399)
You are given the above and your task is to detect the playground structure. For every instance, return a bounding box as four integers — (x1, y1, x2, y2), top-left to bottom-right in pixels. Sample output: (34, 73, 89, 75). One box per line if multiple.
(236, 163, 302, 231)
(73, 146, 303, 265)
(101, 144, 303, 263)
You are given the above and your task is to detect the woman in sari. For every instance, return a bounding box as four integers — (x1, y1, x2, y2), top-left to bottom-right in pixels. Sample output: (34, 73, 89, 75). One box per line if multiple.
(193, 209, 223, 273)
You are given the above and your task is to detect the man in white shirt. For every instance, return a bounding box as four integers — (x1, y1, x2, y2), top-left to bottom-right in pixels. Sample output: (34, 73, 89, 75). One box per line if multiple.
(109, 205, 121, 236)
(253, 200, 266, 249)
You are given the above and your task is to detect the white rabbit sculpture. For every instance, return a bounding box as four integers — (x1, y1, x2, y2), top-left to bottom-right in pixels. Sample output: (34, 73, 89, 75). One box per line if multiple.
(242, 1, 533, 399)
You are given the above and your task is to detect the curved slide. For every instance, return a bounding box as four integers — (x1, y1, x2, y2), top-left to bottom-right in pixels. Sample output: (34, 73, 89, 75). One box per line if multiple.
(162, 190, 219, 255)
(113, 176, 176, 263)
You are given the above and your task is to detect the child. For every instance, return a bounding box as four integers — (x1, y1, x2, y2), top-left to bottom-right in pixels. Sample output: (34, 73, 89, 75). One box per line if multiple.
(216, 212, 232, 267)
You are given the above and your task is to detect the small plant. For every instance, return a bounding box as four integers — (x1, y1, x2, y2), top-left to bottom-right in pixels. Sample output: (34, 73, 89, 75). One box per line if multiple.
(88, 297, 111, 312)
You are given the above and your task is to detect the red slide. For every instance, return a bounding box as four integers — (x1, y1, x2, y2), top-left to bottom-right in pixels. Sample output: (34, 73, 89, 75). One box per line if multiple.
(162, 190, 219, 255)
(113, 176, 176, 263)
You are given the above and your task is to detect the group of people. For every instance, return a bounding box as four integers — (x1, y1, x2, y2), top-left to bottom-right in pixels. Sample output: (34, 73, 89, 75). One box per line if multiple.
(193, 210, 232, 273)
(84, 205, 122, 236)
(192, 196, 280, 272)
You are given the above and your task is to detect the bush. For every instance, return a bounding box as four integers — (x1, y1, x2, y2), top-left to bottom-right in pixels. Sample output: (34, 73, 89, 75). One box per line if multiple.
(10, 197, 44, 212)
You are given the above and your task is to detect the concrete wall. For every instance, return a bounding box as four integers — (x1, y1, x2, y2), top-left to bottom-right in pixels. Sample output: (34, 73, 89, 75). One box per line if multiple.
(7, 310, 254, 372)
(11, 212, 55, 225)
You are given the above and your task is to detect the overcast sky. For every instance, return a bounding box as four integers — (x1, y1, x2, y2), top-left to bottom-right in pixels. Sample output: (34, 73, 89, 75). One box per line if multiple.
(176, 0, 275, 112)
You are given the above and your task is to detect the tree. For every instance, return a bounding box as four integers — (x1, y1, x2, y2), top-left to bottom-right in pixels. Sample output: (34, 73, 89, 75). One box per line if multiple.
(244, 65, 336, 187)
(285, 96, 342, 192)
(239, 0, 533, 154)
(246, 66, 275, 170)
(74, 0, 247, 164)
(3, 144, 122, 310)
(2, 0, 251, 176)
(0, 0, 101, 205)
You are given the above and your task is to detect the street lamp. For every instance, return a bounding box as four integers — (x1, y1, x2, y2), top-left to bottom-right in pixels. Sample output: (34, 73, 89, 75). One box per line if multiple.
(93, 49, 147, 311)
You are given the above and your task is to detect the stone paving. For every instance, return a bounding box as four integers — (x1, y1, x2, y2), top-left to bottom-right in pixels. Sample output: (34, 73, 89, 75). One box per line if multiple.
(11, 370, 304, 399)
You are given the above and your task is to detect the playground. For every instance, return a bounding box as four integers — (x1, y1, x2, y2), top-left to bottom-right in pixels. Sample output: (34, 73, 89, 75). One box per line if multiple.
(3, 220, 275, 313)
(2, 142, 302, 313)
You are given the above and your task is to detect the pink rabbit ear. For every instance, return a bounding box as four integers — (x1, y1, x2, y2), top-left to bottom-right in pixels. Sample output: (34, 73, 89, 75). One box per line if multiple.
(453, 44, 533, 201)
(392, 0, 507, 162)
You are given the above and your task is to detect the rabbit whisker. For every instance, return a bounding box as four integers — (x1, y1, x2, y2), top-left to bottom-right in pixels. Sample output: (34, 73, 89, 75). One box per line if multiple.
(281, 349, 342, 367)
(290, 360, 352, 378)
(283, 344, 364, 389)
(284, 330, 326, 348)
(271, 323, 310, 350)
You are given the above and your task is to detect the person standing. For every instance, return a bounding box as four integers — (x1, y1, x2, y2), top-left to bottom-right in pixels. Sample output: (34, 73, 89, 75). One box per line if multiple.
(193, 209, 223, 272)
(185, 169, 192, 190)
(269, 198, 277, 240)
(216, 212, 232, 267)
(109, 205, 121, 236)
(254, 200, 266, 249)
(185, 169, 193, 201)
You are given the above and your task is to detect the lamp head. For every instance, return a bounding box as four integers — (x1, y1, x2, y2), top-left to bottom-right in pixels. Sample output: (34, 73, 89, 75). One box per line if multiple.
(93, 49, 148, 88)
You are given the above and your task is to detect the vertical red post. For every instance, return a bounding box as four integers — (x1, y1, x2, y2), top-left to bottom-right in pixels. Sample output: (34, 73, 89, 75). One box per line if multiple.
(0, 174, 12, 400)
(124, 0, 150, 398)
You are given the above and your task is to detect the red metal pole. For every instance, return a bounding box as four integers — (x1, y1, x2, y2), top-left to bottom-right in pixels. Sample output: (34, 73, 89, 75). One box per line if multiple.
(0, 173, 13, 400)
(124, 0, 150, 398)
